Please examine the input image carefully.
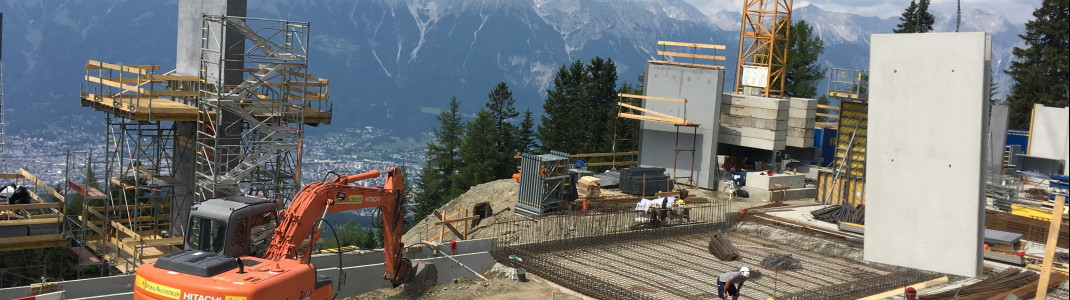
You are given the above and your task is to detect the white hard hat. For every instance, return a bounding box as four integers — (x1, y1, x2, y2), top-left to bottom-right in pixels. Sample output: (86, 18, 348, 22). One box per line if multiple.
(740, 266, 750, 277)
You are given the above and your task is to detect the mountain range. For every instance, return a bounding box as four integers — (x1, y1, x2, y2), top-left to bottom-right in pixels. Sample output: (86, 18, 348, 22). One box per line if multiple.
(1, 0, 1026, 137)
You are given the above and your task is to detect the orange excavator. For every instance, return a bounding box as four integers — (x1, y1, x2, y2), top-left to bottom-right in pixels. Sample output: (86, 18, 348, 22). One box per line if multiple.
(133, 167, 434, 299)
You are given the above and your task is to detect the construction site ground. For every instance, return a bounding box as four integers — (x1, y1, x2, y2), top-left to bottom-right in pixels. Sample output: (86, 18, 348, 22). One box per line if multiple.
(355, 179, 1070, 299)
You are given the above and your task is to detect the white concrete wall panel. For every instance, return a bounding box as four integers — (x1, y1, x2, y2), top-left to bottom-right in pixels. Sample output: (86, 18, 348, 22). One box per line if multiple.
(1028, 104, 1070, 173)
(864, 32, 990, 277)
(639, 63, 724, 189)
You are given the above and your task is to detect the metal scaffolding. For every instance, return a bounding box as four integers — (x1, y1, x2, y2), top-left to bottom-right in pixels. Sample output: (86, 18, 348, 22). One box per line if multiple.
(734, 0, 793, 98)
(196, 15, 330, 202)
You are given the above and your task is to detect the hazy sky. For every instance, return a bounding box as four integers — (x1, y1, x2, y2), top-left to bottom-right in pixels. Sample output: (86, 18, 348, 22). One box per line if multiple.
(684, 0, 1042, 25)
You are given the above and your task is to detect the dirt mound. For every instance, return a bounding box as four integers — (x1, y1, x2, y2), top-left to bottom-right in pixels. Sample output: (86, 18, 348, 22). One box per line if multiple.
(345, 273, 584, 300)
(402, 179, 520, 246)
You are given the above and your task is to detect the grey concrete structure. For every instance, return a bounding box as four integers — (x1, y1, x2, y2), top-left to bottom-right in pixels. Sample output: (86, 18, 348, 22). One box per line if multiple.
(1028, 104, 1070, 175)
(988, 105, 1009, 178)
(638, 63, 724, 190)
(172, 0, 247, 234)
(786, 97, 816, 148)
(719, 94, 789, 150)
(864, 32, 990, 277)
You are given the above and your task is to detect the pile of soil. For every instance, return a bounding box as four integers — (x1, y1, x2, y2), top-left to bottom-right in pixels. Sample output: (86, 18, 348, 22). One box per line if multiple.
(401, 179, 521, 247)
(346, 273, 584, 300)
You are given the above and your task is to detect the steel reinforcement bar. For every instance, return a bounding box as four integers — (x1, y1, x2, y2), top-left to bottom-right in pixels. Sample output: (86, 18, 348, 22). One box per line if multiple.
(777, 269, 944, 300)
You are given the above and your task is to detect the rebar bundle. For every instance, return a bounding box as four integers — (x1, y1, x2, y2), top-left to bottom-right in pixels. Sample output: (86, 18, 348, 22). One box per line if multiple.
(708, 230, 741, 261)
(761, 253, 802, 271)
(810, 204, 865, 224)
(923, 269, 1041, 300)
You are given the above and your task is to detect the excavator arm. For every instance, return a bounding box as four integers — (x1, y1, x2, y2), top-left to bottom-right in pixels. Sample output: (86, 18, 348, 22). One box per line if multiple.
(262, 167, 413, 284)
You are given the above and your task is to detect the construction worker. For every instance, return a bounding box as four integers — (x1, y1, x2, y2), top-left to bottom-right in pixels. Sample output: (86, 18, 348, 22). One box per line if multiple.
(904, 287, 917, 300)
(717, 266, 750, 300)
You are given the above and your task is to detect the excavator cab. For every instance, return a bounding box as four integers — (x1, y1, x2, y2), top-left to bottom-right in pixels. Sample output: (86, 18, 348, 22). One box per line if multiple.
(185, 195, 279, 257)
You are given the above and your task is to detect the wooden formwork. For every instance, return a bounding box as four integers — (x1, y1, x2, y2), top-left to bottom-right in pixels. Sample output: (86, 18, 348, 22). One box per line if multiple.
(0, 169, 67, 252)
(817, 168, 867, 206)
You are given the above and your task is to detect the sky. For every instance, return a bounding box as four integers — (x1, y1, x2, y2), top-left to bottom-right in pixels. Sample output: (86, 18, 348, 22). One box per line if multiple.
(684, 0, 1043, 24)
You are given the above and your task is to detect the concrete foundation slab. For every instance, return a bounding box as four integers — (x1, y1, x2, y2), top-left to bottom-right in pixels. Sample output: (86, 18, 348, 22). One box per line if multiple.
(864, 32, 990, 277)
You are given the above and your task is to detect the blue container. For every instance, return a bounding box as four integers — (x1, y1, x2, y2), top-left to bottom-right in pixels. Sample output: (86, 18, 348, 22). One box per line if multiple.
(1006, 130, 1029, 150)
(814, 128, 838, 167)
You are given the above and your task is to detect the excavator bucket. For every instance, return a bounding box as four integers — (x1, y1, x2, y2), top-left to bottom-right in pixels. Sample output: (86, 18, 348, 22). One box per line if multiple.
(407, 261, 438, 284)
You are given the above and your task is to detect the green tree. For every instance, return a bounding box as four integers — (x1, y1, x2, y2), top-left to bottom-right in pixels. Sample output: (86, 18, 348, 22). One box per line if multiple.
(517, 110, 537, 153)
(539, 61, 586, 153)
(785, 20, 825, 98)
(412, 97, 465, 223)
(538, 57, 619, 155)
(894, 0, 935, 33)
(485, 82, 520, 179)
(454, 110, 497, 191)
(1005, 0, 1069, 129)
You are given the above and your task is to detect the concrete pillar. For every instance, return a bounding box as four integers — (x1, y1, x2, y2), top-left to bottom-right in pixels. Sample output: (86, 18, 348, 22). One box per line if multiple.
(171, 0, 247, 236)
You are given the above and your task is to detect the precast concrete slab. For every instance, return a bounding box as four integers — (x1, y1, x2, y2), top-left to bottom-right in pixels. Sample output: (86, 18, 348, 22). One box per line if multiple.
(721, 114, 788, 130)
(719, 125, 786, 140)
(1028, 103, 1070, 175)
(718, 133, 785, 150)
(987, 105, 1009, 178)
(639, 63, 725, 190)
(746, 172, 806, 190)
(720, 105, 789, 119)
(865, 32, 990, 277)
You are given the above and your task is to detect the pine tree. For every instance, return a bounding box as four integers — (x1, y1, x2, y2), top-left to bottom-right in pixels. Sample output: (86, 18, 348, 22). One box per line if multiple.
(582, 57, 619, 154)
(455, 110, 497, 191)
(538, 57, 619, 155)
(413, 97, 464, 222)
(1005, 0, 1069, 129)
(894, 0, 935, 33)
(485, 82, 520, 179)
(784, 20, 825, 98)
(517, 110, 537, 153)
(539, 61, 586, 153)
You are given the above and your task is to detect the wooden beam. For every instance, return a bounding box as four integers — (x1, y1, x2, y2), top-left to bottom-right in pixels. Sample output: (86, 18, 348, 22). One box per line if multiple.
(145, 90, 200, 97)
(85, 75, 147, 94)
(817, 104, 840, 110)
(148, 74, 200, 81)
(1036, 194, 1067, 299)
(816, 113, 840, 119)
(618, 102, 688, 123)
(648, 60, 725, 70)
(0, 217, 61, 226)
(130, 237, 184, 248)
(656, 50, 726, 61)
(432, 210, 465, 240)
(571, 151, 639, 158)
(0, 203, 61, 210)
(20, 168, 64, 203)
(618, 93, 686, 103)
(0, 234, 67, 251)
(816, 122, 838, 129)
(432, 216, 480, 226)
(584, 161, 638, 167)
(657, 41, 727, 50)
(618, 113, 690, 125)
(85, 60, 158, 75)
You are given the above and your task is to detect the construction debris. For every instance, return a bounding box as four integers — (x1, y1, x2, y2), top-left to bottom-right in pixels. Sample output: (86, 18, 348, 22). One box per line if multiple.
(577, 176, 601, 198)
(760, 253, 802, 271)
(708, 229, 741, 261)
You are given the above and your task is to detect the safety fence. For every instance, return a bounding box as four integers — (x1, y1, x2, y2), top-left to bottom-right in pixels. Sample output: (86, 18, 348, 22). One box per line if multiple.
(985, 210, 1069, 248)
